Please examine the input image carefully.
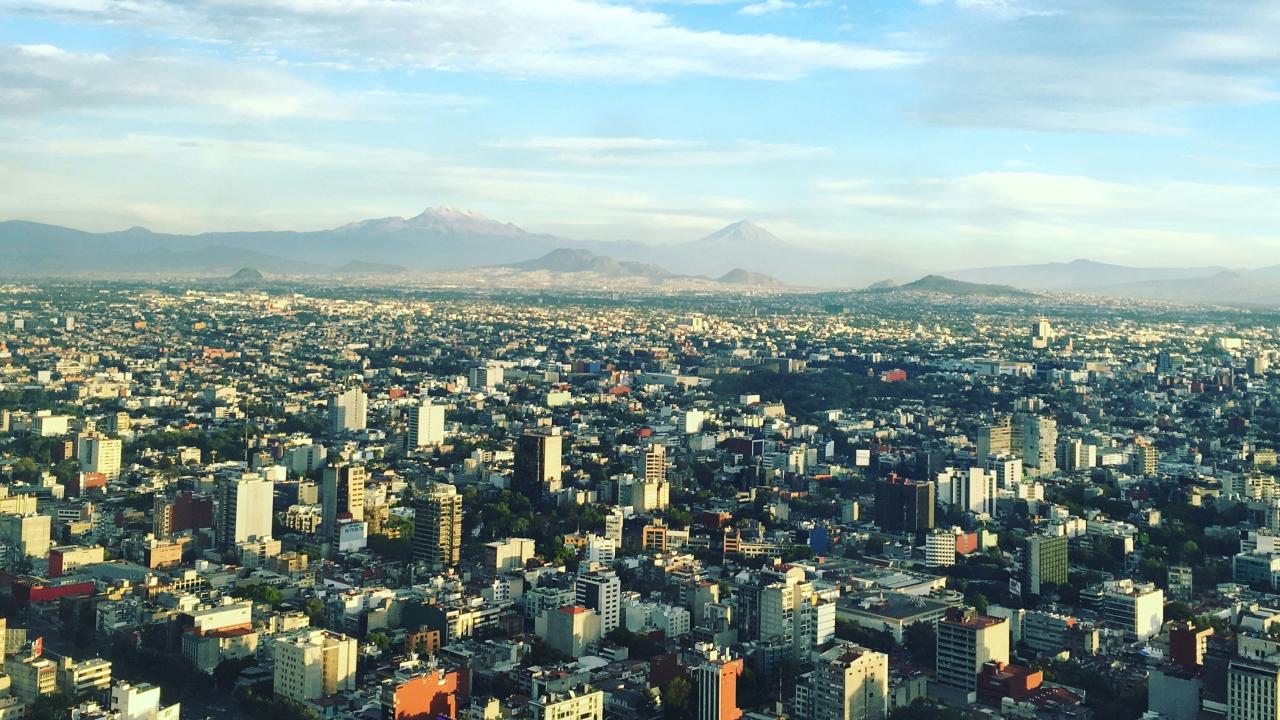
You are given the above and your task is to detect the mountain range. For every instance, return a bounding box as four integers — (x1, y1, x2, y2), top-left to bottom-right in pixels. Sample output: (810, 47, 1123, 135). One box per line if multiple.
(0, 209, 909, 287)
(3, 210, 1280, 304)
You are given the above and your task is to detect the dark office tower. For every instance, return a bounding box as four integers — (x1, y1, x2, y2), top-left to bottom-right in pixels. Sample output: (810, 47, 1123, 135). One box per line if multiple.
(412, 482, 462, 571)
(914, 442, 948, 481)
(514, 428, 563, 499)
(873, 474, 935, 535)
(1156, 350, 1184, 376)
(1026, 534, 1068, 595)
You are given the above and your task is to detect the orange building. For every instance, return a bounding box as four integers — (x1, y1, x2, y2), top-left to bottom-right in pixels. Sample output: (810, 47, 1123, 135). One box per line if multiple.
(380, 668, 463, 720)
(693, 645, 744, 720)
(403, 627, 442, 657)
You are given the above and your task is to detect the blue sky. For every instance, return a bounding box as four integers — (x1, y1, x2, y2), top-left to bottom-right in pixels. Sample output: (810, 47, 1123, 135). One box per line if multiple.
(1, 0, 1278, 268)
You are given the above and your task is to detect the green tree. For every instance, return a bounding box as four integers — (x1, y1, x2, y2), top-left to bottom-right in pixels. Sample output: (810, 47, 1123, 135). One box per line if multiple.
(662, 677, 692, 720)
(30, 692, 74, 720)
(1165, 601, 1194, 623)
(903, 621, 937, 667)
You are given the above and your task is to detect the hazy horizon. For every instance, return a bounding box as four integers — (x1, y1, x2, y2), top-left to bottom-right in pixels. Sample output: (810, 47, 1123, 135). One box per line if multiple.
(2, 1, 1279, 268)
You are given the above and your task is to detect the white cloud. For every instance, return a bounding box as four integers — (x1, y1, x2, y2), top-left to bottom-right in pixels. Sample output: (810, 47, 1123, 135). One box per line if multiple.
(740, 0, 797, 15)
(911, 0, 1280, 133)
(0, 44, 484, 121)
(740, 0, 828, 15)
(818, 171, 1280, 263)
(7, 0, 918, 81)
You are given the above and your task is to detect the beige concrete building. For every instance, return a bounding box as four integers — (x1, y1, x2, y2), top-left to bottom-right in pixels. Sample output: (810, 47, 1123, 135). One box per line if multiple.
(544, 606, 601, 658)
(272, 630, 357, 703)
(936, 607, 1010, 696)
(529, 686, 604, 720)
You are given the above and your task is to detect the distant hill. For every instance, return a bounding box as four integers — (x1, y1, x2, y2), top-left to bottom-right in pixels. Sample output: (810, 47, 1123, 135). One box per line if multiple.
(1084, 270, 1280, 306)
(865, 279, 897, 290)
(510, 248, 672, 279)
(332, 260, 409, 276)
(717, 268, 782, 286)
(944, 258, 1229, 291)
(606, 220, 916, 288)
(942, 258, 1280, 306)
(227, 267, 264, 284)
(876, 274, 1036, 298)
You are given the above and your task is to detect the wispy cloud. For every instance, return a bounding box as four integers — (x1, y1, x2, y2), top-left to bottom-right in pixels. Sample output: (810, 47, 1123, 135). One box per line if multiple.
(911, 0, 1280, 133)
(485, 137, 827, 165)
(818, 171, 1280, 262)
(7, 0, 919, 81)
(0, 44, 484, 121)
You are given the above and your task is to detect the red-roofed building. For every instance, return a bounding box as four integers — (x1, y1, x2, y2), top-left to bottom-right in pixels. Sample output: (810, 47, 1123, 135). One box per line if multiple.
(977, 661, 1043, 705)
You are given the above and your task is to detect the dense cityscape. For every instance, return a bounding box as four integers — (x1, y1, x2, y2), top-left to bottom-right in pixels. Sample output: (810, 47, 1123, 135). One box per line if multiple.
(0, 281, 1275, 720)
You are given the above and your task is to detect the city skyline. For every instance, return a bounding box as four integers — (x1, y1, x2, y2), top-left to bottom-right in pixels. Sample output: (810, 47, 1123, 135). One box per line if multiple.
(2, 1, 1279, 268)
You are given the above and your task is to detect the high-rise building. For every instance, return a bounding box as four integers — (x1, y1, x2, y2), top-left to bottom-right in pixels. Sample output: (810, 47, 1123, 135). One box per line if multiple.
(406, 398, 445, 450)
(272, 630, 357, 703)
(1057, 438, 1095, 472)
(757, 566, 835, 658)
(873, 475, 935, 535)
(1168, 565, 1194, 600)
(975, 417, 1013, 460)
(1228, 657, 1280, 720)
(484, 537, 536, 572)
(321, 464, 366, 547)
(545, 607, 601, 658)
(926, 528, 960, 568)
(1132, 438, 1159, 476)
(328, 387, 367, 436)
(412, 482, 462, 570)
(604, 507, 624, 546)
(1026, 535, 1069, 595)
(155, 490, 214, 539)
(107, 412, 131, 434)
(1249, 354, 1271, 377)
(1096, 580, 1164, 640)
(1169, 621, 1212, 672)
(1018, 414, 1058, 476)
(215, 473, 273, 548)
(642, 443, 666, 483)
(799, 642, 889, 720)
(618, 474, 670, 513)
(1156, 350, 1185, 376)
(935, 466, 997, 516)
(575, 570, 622, 634)
(515, 428, 563, 499)
(693, 644, 744, 720)
(0, 512, 52, 560)
(469, 364, 504, 390)
(1030, 318, 1054, 349)
(985, 453, 1024, 488)
(78, 435, 123, 481)
(936, 607, 1010, 695)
